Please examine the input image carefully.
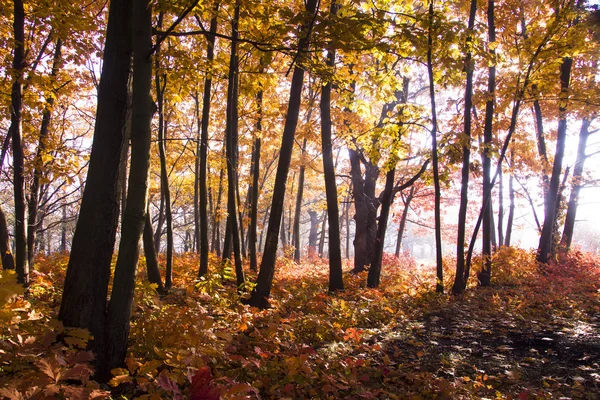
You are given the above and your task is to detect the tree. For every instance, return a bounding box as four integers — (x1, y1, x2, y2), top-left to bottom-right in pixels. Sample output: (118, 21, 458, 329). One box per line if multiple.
(59, 0, 132, 369)
(9, 0, 28, 285)
(248, 0, 319, 308)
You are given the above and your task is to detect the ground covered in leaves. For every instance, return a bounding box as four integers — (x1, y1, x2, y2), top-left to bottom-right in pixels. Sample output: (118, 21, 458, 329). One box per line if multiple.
(1, 247, 599, 399)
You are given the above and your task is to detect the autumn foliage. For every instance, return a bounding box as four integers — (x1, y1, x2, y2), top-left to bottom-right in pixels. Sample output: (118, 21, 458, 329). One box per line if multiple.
(0, 250, 599, 399)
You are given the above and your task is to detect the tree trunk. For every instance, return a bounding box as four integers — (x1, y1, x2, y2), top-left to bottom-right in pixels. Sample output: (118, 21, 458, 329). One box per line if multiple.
(154, 30, 173, 289)
(293, 138, 308, 263)
(212, 160, 224, 256)
(224, 2, 245, 288)
(101, 0, 153, 379)
(452, 0, 477, 294)
(368, 169, 394, 288)
(0, 206, 15, 270)
(10, 0, 28, 284)
(505, 171, 515, 246)
(318, 210, 327, 257)
(537, 57, 572, 264)
(143, 205, 163, 291)
(153, 190, 164, 252)
(320, 11, 344, 289)
(479, 0, 496, 287)
(497, 167, 504, 247)
(395, 186, 414, 258)
(247, 0, 318, 308)
(59, 0, 131, 352)
(28, 39, 63, 267)
(248, 91, 262, 271)
(560, 118, 591, 250)
(427, 0, 444, 293)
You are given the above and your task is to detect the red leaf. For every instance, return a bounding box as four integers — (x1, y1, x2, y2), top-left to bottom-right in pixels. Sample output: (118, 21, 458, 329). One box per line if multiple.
(189, 367, 221, 400)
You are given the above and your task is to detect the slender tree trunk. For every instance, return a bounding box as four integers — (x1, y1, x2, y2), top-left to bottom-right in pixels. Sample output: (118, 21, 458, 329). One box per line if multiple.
(497, 167, 504, 247)
(28, 39, 63, 267)
(427, 0, 444, 293)
(307, 209, 319, 258)
(561, 118, 591, 250)
(0, 206, 15, 270)
(318, 210, 327, 257)
(537, 57, 573, 264)
(453, 0, 477, 294)
(345, 188, 351, 259)
(247, 0, 318, 308)
(59, 0, 131, 352)
(212, 160, 224, 256)
(224, 2, 244, 288)
(154, 30, 173, 289)
(101, 0, 153, 378)
(320, 11, 344, 289)
(479, 0, 496, 286)
(505, 171, 515, 246)
(293, 138, 308, 263)
(10, 0, 28, 284)
(197, 4, 218, 275)
(154, 191, 164, 252)
(60, 201, 67, 252)
(143, 206, 163, 291)
(395, 187, 414, 258)
(248, 91, 262, 271)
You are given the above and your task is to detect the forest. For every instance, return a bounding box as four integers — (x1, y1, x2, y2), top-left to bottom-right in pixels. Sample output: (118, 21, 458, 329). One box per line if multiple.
(1, 0, 600, 398)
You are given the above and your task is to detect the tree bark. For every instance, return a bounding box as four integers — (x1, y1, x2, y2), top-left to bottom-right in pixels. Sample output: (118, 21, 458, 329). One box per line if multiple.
(537, 57, 572, 264)
(59, 0, 131, 351)
(0, 206, 15, 270)
(497, 167, 504, 247)
(367, 169, 394, 288)
(248, 90, 262, 271)
(560, 118, 591, 250)
(293, 139, 307, 263)
(427, 0, 444, 293)
(452, 0, 477, 295)
(395, 186, 414, 258)
(143, 206, 163, 291)
(320, 8, 344, 290)
(154, 27, 173, 289)
(10, 0, 28, 284)
(247, 0, 319, 308)
(318, 210, 327, 257)
(479, 0, 496, 287)
(505, 170, 515, 246)
(224, 2, 245, 288)
(101, 0, 153, 378)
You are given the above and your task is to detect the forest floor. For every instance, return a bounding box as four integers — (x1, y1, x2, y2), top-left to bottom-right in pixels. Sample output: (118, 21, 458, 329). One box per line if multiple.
(1, 247, 599, 399)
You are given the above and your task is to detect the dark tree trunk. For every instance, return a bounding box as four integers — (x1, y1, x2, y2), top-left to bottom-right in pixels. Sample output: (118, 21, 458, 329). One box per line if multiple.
(59, 0, 131, 351)
(143, 206, 163, 291)
(293, 138, 308, 263)
(561, 118, 591, 250)
(10, 0, 28, 284)
(154, 190, 164, 252)
(197, 5, 219, 276)
(248, 90, 262, 271)
(247, 0, 318, 308)
(497, 167, 504, 247)
(154, 32, 173, 289)
(320, 11, 344, 289)
(349, 150, 379, 273)
(452, 0, 477, 294)
(505, 170, 515, 246)
(427, 0, 443, 293)
(224, 2, 244, 288)
(533, 99, 550, 205)
(479, 0, 496, 287)
(537, 57, 572, 264)
(344, 188, 351, 259)
(28, 39, 63, 267)
(212, 161, 224, 256)
(368, 169, 394, 288)
(318, 210, 327, 257)
(307, 209, 319, 257)
(280, 207, 288, 248)
(101, 0, 153, 379)
(395, 186, 414, 258)
(0, 206, 15, 270)
(60, 202, 67, 252)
